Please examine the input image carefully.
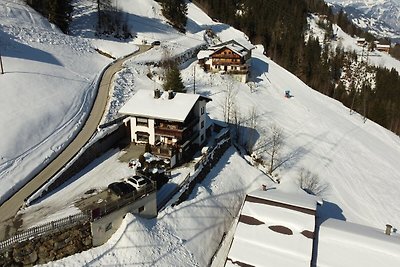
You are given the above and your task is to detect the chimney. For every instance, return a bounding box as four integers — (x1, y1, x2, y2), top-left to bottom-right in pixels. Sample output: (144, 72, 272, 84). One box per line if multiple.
(154, 88, 161, 99)
(168, 90, 174, 99)
(385, 224, 392, 235)
(261, 184, 267, 191)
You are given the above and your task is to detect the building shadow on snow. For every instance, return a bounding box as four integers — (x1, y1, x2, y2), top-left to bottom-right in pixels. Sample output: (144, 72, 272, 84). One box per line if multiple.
(249, 57, 269, 83)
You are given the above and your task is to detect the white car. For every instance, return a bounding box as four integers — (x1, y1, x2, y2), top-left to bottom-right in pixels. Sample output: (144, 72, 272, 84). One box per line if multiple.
(126, 176, 148, 190)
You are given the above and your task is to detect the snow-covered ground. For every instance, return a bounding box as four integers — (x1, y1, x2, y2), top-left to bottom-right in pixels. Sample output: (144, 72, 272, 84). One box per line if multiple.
(0, 0, 110, 203)
(2, 0, 400, 265)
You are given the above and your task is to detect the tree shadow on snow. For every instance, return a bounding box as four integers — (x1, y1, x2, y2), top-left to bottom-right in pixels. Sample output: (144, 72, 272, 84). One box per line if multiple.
(0, 29, 63, 67)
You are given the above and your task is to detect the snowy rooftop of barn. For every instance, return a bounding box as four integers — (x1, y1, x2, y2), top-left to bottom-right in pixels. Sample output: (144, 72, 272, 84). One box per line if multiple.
(317, 218, 400, 267)
(225, 189, 317, 267)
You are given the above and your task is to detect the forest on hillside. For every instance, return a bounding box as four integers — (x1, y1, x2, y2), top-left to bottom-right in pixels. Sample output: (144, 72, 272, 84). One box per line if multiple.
(194, 0, 400, 135)
(25, 0, 72, 33)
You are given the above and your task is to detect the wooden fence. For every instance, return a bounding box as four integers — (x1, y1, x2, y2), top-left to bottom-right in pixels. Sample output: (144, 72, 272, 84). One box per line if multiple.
(0, 212, 89, 252)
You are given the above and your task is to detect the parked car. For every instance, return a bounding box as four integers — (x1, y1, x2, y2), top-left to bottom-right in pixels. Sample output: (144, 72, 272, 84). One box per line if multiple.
(108, 182, 136, 197)
(126, 175, 148, 190)
(151, 40, 160, 46)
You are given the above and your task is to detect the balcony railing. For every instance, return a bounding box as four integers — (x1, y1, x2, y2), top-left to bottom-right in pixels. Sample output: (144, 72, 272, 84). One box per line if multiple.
(151, 144, 176, 157)
(155, 127, 183, 138)
(155, 117, 199, 138)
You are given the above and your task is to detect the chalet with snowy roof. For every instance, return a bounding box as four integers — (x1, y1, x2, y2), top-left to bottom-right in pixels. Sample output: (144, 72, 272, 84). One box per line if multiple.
(119, 89, 211, 167)
(197, 39, 254, 83)
(376, 44, 390, 53)
(317, 218, 400, 267)
(225, 188, 318, 267)
(356, 38, 367, 47)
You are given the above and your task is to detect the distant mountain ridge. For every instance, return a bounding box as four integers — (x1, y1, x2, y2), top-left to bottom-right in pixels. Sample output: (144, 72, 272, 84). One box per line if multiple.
(326, 0, 400, 42)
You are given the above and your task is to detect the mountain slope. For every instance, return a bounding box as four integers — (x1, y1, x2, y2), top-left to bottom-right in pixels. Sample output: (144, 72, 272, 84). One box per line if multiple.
(326, 0, 400, 42)
(0, 0, 110, 203)
(37, 1, 400, 265)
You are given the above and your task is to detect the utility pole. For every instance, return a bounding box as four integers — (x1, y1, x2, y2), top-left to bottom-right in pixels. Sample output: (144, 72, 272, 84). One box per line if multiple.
(193, 64, 196, 94)
(0, 50, 4, 74)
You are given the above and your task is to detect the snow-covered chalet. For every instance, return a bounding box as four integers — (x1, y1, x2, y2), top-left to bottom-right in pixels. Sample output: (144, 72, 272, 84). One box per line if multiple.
(119, 89, 212, 167)
(197, 39, 254, 83)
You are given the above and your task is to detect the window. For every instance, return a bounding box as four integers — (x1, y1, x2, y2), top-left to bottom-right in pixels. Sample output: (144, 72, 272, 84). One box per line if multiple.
(105, 222, 112, 232)
(138, 206, 145, 213)
(201, 120, 204, 129)
(201, 134, 204, 142)
(136, 132, 149, 143)
(201, 106, 205, 115)
(136, 117, 148, 127)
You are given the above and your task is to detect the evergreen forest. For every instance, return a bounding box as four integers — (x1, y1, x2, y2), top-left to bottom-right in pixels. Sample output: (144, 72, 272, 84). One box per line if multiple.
(25, 0, 72, 33)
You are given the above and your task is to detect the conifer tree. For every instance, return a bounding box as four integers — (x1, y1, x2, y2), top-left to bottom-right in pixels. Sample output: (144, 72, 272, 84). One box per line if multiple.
(159, 0, 188, 33)
(163, 62, 185, 93)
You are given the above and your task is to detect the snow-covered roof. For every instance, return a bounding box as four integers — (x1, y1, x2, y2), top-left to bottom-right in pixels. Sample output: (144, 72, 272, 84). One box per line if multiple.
(197, 50, 214, 60)
(119, 90, 210, 122)
(219, 39, 255, 51)
(226, 189, 317, 267)
(317, 218, 400, 267)
(248, 188, 318, 212)
(211, 43, 249, 58)
(198, 39, 254, 60)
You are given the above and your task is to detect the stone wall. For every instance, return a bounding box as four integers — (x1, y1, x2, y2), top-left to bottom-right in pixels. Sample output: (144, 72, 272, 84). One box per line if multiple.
(0, 222, 92, 266)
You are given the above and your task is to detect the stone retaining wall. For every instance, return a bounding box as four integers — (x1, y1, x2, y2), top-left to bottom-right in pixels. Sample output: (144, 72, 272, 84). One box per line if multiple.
(0, 222, 92, 266)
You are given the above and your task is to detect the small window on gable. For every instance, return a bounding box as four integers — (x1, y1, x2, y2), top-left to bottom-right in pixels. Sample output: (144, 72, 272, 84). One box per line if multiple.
(138, 206, 145, 213)
(201, 120, 204, 129)
(201, 106, 205, 115)
(136, 117, 148, 127)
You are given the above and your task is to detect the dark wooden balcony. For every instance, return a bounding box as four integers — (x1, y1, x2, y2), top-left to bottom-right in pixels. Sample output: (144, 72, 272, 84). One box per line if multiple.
(155, 127, 183, 139)
(155, 117, 199, 139)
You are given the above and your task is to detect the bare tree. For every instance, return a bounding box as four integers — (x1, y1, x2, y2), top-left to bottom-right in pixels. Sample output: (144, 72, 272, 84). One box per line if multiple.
(232, 102, 242, 143)
(243, 106, 258, 153)
(251, 123, 284, 174)
(222, 82, 237, 124)
(297, 168, 329, 196)
(267, 124, 284, 174)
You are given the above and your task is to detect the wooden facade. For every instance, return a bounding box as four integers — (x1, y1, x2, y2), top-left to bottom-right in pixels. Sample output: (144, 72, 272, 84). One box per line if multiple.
(198, 40, 253, 82)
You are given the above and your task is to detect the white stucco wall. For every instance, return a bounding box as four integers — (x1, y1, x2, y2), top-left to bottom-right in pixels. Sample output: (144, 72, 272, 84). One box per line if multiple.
(91, 192, 157, 247)
(130, 117, 155, 144)
(195, 100, 207, 145)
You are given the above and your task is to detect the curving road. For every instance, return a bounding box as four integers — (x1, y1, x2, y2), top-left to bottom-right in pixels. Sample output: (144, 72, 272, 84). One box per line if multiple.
(0, 45, 151, 240)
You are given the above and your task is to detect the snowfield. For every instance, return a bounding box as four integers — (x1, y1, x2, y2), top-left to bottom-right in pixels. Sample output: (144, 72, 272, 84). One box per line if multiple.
(1, 0, 400, 266)
(0, 0, 111, 203)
